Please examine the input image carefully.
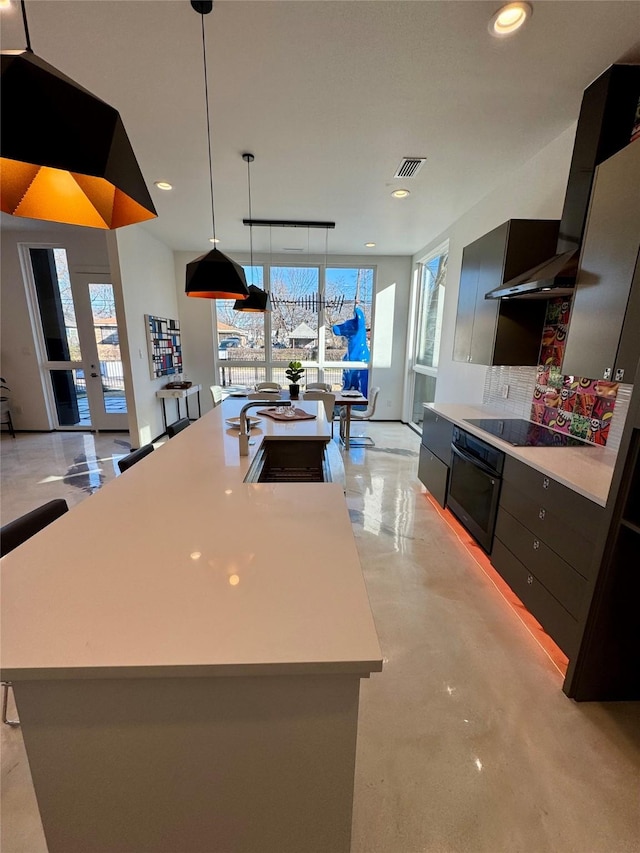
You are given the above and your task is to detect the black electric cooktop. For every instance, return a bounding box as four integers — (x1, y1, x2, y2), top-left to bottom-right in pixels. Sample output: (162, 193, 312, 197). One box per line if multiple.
(464, 418, 591, 448)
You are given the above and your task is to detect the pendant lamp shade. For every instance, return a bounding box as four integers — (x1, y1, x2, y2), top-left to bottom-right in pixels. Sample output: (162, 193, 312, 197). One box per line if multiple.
(183, 2, 249, 300)
(234, 284, 271, 312)
(186, 248, 249, 299)
(1, 50, 157, 229)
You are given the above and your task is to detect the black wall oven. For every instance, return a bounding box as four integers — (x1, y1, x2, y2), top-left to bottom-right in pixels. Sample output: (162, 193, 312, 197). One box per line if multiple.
(447, 427, 505, 553)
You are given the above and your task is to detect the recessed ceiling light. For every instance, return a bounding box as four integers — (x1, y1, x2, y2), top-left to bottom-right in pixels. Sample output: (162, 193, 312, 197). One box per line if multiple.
(0, 1, 13, 10)
(364, 242, 376, 248)
(154, 180, 172, 191)
(489, 2, 532, 37)
(209, 237, 220, 244)
(542, 287, 552, 291)
(391, 189, 410, 199)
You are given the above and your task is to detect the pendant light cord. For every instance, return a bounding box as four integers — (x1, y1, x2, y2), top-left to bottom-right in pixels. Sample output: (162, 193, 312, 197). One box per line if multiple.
(200, 12, 216, 242)
(246, 155, 254, 285)
(20, 0, 33, 52)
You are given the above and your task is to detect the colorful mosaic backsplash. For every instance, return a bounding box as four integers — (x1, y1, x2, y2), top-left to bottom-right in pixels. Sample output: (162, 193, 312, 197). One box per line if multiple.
(530, 297, 619, 446)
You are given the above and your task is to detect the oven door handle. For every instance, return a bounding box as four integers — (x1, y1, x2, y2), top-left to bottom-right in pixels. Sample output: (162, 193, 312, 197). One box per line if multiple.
(451, 443, 500, 479)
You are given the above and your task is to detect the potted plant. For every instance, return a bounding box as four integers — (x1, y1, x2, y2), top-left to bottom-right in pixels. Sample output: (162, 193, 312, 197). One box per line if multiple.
(285, 361, 304, 400)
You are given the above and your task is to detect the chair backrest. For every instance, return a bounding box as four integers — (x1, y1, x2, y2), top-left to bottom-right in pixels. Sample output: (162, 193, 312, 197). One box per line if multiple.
(166, 418, 191, 439)
(0, 499, 69, 557)
(306, 382, 332, 392)
(247, 391, 277, 400)
(210, 385, 223, 408)
(255, 382, 281, 391)
(354, 387, 380, 420)
(303, 390, 336, 421)
(117, 443, 154, 473)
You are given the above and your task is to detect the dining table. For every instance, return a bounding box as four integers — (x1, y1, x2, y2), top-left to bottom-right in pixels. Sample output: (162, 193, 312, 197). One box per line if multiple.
(224, 387, 368, 450)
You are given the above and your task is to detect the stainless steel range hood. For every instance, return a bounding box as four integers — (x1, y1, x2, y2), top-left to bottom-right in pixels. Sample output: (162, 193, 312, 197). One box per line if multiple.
(485, 63, 639, 301)
(485, 249, 578, 299)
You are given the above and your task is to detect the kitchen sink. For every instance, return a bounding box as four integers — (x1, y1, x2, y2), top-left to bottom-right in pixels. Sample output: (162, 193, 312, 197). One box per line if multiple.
(244, 439, 333, 483)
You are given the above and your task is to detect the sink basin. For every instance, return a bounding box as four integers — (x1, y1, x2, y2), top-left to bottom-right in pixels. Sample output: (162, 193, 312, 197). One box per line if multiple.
(244, 439, 332, 483)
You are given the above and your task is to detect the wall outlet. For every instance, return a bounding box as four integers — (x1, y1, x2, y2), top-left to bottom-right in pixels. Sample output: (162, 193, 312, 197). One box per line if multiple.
(502, 384, 510, 399)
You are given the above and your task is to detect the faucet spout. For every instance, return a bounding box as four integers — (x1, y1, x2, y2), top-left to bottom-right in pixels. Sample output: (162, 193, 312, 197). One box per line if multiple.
(238, 400, 291, 455)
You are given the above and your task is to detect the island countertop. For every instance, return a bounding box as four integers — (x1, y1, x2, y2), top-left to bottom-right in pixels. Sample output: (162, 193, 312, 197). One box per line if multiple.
(425, 402, 618, 506)
(1, 399, 382, 681)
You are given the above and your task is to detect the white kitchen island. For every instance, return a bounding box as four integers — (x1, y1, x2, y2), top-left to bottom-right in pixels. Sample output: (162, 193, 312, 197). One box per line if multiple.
(0, 399, 383, 853)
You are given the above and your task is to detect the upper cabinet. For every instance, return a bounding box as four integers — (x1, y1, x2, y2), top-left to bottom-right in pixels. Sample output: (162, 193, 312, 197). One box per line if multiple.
(562, 141, 640, 383)
(453, 220, 559, 365)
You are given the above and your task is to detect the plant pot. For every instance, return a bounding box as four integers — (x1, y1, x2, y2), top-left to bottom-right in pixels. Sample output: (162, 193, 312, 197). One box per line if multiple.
(289, 384, 300, 400)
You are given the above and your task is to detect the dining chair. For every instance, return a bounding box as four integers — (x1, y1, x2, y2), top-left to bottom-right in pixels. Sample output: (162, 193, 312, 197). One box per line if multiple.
(117, 443, 155, 473)
(247, 391, 277, 400)
(210, 385, 223, 408)
(0, 498, 69, 726)
(303, 390, 336, 436)
(306, 382, 332, 392)
(166, 418, 191, 439)
(255, 382, 282, 391)
(340, 387, 380, 446)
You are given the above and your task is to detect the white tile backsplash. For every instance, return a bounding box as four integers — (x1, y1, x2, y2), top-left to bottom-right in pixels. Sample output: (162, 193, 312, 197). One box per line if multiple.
(483, 366, 537, 417)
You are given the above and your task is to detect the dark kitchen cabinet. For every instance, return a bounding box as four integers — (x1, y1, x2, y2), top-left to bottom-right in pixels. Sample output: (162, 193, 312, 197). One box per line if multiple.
(490, 455, 604, 658)
(418, 409, 453, 507)
(453, 220, 558, 366)
(562, 140, 640, 382)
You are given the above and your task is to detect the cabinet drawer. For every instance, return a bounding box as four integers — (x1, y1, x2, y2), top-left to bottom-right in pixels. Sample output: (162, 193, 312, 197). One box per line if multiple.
(491, 538, 580, 657)
(502, 457, 604, 532)
(499, 480, 599, 578)
(495, 509, 588, 618)
(422, 410, 454, 465)
(418, 445, 449, 508)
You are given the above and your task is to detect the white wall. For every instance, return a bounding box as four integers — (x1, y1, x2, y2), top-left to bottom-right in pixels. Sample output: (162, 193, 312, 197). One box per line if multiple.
(0, 223, 110, 430)
(411, 123, 577, 405)
(173, 251, 412, 420)
(108, 226, 179, 446)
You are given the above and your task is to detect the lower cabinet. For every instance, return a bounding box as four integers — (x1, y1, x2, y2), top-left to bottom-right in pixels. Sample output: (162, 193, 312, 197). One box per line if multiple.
(418, 409, 453, 508)
(418, 446, 449, 507)
(490, 456, 604, 657)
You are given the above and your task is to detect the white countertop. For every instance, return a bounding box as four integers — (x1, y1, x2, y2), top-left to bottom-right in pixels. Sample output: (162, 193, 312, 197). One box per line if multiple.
(426, 402, 618, 507)
(1, 399, 382, 681)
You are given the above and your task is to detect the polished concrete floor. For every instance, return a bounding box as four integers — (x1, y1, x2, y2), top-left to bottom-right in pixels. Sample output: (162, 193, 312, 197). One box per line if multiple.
(1, 425, 639, 853)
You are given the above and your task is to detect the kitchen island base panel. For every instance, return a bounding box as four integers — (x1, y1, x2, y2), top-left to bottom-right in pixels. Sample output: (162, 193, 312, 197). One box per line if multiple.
(16, 673, 361, 853)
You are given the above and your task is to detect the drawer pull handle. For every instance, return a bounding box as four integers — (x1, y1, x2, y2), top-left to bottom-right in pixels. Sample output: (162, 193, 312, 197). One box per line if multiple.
(533, 540, 540, 550)
(527, 574, 534, 585)
(538, 508, 546, 520)
(542, 477, 550, 489)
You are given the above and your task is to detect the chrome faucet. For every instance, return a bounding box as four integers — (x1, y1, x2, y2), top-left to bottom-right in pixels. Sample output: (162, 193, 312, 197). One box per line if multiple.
(238, 400, 291, 456)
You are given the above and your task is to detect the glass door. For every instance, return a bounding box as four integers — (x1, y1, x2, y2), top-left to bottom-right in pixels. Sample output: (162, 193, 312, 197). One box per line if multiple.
(409, 243, 448, 429)
(27, 248, 128, 431)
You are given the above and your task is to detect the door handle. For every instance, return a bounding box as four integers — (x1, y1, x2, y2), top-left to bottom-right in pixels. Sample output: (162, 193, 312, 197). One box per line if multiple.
(90, 372, 99, 378)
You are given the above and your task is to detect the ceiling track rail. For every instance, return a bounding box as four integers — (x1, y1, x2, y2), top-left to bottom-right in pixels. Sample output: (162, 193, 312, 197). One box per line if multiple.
(242, 219, 335, 229)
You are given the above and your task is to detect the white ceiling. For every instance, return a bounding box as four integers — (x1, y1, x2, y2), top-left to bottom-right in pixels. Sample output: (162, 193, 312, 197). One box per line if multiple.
(1, 1, 639, 256)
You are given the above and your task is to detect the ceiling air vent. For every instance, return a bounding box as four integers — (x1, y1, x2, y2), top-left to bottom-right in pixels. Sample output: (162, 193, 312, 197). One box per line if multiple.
(393, 157, 426, 179)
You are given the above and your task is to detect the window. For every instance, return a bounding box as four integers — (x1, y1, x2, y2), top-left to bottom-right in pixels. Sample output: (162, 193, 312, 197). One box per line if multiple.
(213, 263, 374, 390)
(410, 244, 448, 428)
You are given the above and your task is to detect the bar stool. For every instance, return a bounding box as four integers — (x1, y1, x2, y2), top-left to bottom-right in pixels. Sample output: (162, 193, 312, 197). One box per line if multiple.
(166, 418, 191, 439)
(0, 498, 69, 726)
(117, 444, 155, 473)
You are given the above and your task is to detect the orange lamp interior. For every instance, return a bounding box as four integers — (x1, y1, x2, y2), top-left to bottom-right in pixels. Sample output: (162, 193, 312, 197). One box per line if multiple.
(0, 157, 156, 229)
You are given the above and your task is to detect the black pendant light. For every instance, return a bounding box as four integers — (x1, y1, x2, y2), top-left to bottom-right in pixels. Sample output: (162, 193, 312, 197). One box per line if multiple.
(234, 153, 270, 312)
(185, 1, 248, 301)
(0, 1, 157, 229)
